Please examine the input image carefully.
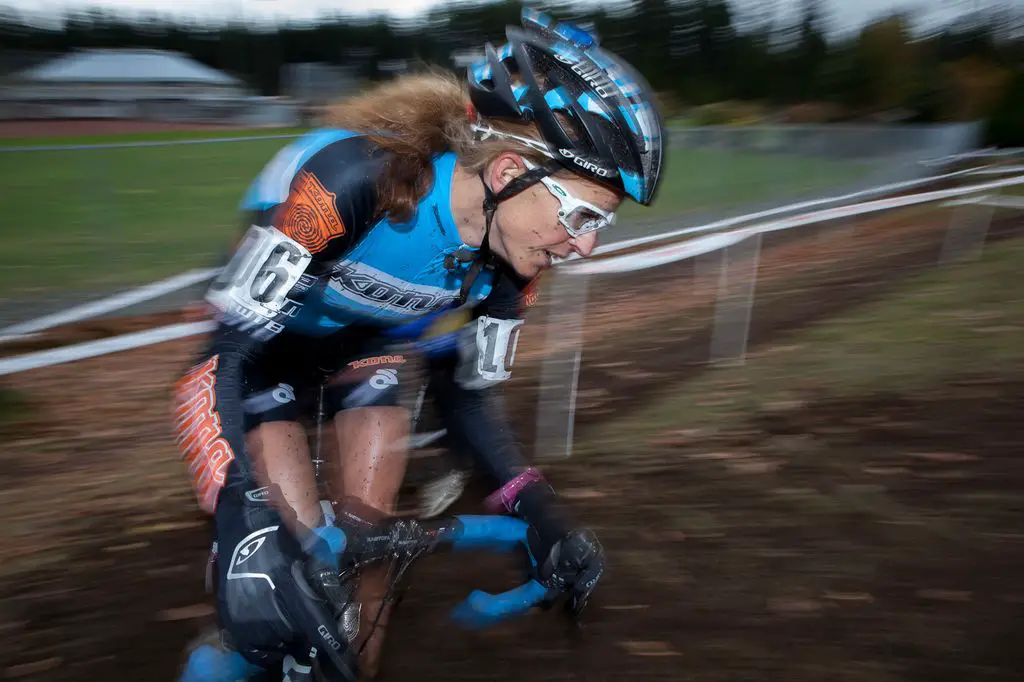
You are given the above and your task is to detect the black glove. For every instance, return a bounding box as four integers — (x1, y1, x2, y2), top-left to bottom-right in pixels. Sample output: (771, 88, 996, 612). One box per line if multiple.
(528, 527, 606, 618)
(332, 497, 444, 566)
(214, 497, 359, 682)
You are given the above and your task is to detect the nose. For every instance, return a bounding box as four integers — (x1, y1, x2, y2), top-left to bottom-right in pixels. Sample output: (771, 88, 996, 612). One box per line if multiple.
(569, 231, 599, 258)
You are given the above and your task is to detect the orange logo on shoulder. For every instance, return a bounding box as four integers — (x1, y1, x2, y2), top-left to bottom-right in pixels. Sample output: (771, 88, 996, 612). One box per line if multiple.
(275, 170, 347, 254)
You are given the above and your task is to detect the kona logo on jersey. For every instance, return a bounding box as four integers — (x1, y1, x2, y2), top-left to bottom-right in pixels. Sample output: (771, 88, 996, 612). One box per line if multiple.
(348, 355, 407, 369)
(559, 148, 614, 177)
(328, 261, 459, 315)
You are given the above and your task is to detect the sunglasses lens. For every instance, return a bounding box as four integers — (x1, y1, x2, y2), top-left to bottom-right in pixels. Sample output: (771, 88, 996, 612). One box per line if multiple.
(567, 208, 611, 235)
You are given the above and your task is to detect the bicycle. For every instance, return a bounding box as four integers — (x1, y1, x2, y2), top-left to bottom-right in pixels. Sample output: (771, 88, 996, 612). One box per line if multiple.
(180, 511, 553, 682)
(181, 306, 555, 681)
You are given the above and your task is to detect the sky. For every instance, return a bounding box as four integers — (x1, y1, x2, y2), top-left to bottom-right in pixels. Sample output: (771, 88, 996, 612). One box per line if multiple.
(4, 0, 1010, 36)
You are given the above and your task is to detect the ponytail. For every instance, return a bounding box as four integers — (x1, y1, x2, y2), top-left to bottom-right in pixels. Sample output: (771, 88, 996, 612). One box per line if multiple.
(323, 69, 470, 222)
(323, 68, 553, 223)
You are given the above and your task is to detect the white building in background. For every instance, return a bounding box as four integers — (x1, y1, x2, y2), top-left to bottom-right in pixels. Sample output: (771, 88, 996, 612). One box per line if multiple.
(281, 62, 361, 101)
(450, 48, 485, 69)
(0, 48, 265, 122)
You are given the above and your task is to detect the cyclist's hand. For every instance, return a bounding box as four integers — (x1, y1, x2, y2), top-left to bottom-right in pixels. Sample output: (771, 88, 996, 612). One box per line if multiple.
(332, 497, 439, 564)
(529, 527, 606, 618)
(216, 501, 359, 681)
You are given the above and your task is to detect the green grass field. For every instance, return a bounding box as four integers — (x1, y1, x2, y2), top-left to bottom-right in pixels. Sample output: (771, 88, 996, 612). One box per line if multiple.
(618, 147, 874, 221)
(0, 132, 874, 300)
(0, 127, 311, 147)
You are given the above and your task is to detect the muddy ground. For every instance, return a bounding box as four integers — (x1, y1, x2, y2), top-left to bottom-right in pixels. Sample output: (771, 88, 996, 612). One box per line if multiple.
(1, 206, 1023, 681)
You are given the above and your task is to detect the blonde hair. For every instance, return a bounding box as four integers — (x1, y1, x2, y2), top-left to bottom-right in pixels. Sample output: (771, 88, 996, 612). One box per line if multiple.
(322, 69, 552, 223)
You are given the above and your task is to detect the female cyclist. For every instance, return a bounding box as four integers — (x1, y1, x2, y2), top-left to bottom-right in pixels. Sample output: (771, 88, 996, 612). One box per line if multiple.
(172, 8, 664, 680)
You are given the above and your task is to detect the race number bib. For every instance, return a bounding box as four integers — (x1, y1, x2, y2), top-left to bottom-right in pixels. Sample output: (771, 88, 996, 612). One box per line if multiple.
(456, 316, 525, 389)
(207, 225, 312, 319)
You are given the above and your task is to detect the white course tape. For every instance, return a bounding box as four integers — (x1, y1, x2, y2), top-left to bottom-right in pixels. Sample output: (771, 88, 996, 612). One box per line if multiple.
(942, 195, 1024, 210)
(970, 165, 1024, 175)
(0, 267, 220, 340)
(2, 172, 1022, 375)
(566, 231, 750, 275)
(570, 162, 1024, 261)
(921, 147, 1024, 167)
(0, 321, 216, 377)
(561, 173, 1024, 276)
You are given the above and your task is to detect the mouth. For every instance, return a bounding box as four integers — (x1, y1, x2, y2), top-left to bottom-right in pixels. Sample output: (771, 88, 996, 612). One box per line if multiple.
(532, 245, 571, 271)
(545, 249, 573, 266)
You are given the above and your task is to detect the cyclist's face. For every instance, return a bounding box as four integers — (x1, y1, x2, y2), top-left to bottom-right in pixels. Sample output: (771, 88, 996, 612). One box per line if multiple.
(490, 156, 621, 279)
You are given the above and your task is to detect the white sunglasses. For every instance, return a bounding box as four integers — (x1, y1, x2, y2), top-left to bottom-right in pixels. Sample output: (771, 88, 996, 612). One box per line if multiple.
(522, 158, 616, 238)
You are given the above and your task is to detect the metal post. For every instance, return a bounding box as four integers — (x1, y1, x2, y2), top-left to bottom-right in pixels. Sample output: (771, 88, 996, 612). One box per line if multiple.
(709, 232, 763, 366)
(534, 268, 590, 461)
(939, 194, 998, 265)
(563, 348, 582, 460)
(693, 248, 725, 295)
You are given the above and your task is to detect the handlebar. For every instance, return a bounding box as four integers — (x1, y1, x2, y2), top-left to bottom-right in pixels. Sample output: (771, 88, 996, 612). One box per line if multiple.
(339, 513, 551, 630)
(441, 515, 552, 628)
(451, 578, 549, 628)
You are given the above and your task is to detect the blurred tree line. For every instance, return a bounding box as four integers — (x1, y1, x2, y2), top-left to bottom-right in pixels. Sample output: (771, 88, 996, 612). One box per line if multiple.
(0, 0, 1021, 144)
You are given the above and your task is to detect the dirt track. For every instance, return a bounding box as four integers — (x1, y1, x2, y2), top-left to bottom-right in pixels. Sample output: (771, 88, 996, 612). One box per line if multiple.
(1, 208, 1023, 681)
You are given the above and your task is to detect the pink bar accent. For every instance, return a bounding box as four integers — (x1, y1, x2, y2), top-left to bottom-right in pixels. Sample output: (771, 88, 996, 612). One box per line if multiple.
(483, 467, 544, 514)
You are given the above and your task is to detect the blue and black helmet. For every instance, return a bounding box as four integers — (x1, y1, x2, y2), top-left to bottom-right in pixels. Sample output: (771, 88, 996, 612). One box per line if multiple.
(467, 8, 665, 206)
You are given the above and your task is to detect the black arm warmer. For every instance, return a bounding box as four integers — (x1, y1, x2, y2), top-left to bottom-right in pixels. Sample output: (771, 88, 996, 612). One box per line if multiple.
(426, 357, 574, 550)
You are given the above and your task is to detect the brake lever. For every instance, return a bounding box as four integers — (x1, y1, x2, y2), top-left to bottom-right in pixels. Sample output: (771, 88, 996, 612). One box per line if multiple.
(564, 592, 586, 642)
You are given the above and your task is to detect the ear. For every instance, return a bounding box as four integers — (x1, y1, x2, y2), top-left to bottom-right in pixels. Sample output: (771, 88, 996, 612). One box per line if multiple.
(488, 153, 526, 194)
